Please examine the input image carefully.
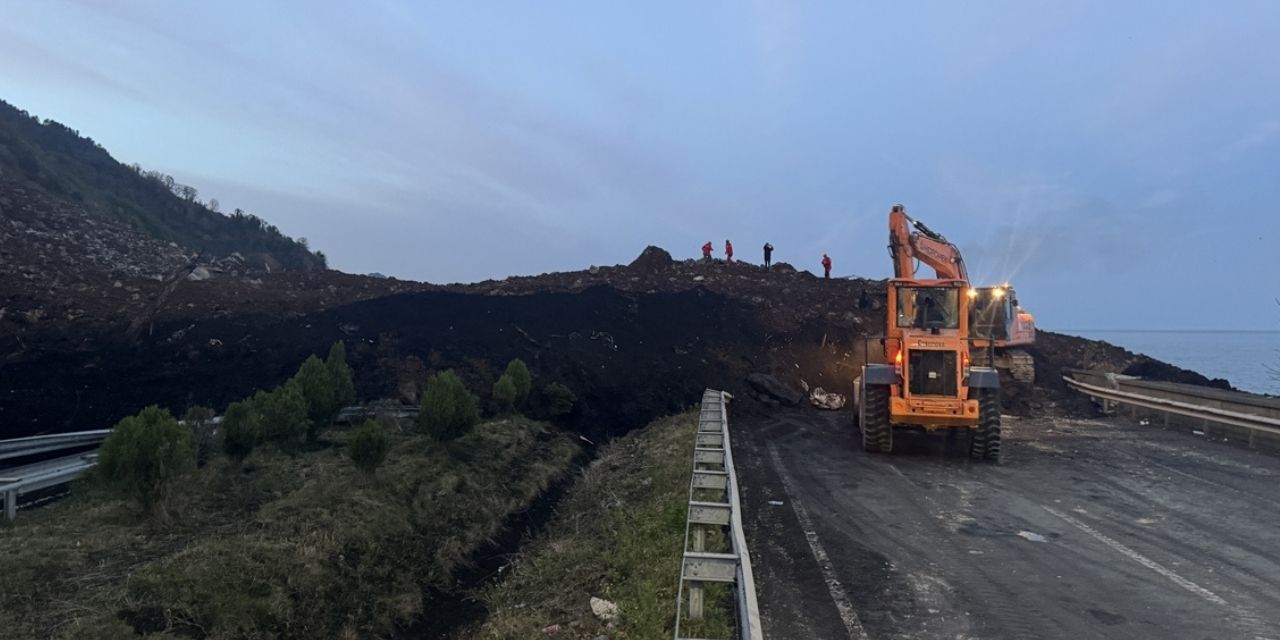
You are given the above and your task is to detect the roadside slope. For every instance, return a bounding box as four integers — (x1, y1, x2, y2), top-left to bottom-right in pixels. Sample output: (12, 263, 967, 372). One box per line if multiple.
(0, 416, 578, 639)
(476, 410, 732, 640)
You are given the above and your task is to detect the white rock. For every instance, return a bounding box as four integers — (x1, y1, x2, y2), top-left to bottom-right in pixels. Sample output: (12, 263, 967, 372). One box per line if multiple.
(590, 596, 619, 621)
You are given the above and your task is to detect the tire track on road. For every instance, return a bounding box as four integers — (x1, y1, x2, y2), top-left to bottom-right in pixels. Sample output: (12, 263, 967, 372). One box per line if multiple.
(767, 442, 869, 640)
(1044, 505, 1275, 639)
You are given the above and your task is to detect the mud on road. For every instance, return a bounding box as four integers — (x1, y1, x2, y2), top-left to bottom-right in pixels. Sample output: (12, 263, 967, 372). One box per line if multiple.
(733, 407, 1280, 639)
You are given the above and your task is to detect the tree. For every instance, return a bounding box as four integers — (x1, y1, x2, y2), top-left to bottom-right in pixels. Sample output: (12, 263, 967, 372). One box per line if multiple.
(293, 355, 337, 442)
(327, 341, 357, 409)
(503, 359, 532, 407)
(207, 198, 220, 213)
(492, 374, 517, 415)
(222, 400, 258, 462)
(96, 406, 194, 517)
(253, 382, 309, 444)
(183, 405, 217, 467)
(542, 383, 577, 419)
(348, 420, 390, 476)
(418, 370, 479, 440)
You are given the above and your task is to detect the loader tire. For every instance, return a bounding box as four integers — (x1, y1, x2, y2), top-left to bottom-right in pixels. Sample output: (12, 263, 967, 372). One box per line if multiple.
(970, 389, 1001, 462)
(861, 384, 893, 454)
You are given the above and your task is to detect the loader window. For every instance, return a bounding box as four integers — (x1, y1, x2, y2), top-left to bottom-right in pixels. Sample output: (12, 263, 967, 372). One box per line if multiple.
(896, 287, 959, 330)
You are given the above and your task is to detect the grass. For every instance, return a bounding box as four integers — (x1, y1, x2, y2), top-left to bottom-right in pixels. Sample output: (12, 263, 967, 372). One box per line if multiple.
(0, 416, 578, 639)
(476, 410, 734, 640)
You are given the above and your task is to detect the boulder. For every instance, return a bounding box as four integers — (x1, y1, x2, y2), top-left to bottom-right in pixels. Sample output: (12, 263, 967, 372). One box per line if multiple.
(746, 372, 804, 406)
(628, 246, 674, 272)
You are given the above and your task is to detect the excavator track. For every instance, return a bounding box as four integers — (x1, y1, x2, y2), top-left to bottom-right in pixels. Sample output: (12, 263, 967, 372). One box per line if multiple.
(995, 348, 1036, 384)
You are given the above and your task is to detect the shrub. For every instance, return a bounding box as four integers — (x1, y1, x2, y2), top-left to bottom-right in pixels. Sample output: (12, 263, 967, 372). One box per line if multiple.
(293, 355, 337, 442)
(503, 359, 532, 407)
(96, 405, 194, 516)
(348, 420, 390, 476)
(183, 405, 217, 467)
(418, 370, 479, 440)
(542, 383, 577, 418)
(492, 374, 517, 415)
(222, 400, 258, 462)
(253, 382, 309, 444)
(327, 341, 357, 409)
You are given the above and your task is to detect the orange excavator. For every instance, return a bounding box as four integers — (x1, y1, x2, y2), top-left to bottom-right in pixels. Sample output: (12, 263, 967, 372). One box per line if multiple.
(888, 205, 1037, 383)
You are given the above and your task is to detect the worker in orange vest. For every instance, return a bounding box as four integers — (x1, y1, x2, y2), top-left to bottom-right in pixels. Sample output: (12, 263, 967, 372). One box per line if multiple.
(822, 253, 832, 279)
(702, 241, 713, 260)
(725, 240, 734, 263)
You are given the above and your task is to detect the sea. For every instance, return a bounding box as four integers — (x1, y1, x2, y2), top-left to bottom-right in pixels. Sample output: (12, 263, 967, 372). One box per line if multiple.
(1064, 330, 1280, 395)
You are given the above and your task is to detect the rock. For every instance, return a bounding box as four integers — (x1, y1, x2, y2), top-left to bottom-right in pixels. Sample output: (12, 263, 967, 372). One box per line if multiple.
(746, 372, 804, 406)
(590, 596, 619, 621)
(628, 245, 674, 272)
(809, 387, 847, 410)
(187, 266, 211, 281)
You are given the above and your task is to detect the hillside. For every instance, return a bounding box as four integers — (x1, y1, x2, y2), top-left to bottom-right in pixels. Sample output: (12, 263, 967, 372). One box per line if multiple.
(0, 98, 322, 273)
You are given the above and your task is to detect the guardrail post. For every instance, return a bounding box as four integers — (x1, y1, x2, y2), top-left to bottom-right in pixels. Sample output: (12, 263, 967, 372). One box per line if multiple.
(4, 488, 16, 522)
(689, 525, 706, 619)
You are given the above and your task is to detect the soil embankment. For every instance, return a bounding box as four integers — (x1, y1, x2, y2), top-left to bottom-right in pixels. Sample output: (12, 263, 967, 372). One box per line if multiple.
(1, 247, 1227, 440)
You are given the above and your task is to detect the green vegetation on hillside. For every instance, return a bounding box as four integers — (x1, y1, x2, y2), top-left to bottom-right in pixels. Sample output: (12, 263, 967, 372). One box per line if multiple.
(0, 342, 580, 639)
(478, 411, 732, 640)
(0, 98, 323, 270)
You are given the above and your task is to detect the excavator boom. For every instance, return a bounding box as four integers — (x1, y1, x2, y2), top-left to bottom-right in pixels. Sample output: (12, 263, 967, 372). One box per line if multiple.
(888, 204, 968, 280)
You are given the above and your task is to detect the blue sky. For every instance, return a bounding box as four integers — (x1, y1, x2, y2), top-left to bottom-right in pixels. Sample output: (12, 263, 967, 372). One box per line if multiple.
(2, 1, 1279, 330)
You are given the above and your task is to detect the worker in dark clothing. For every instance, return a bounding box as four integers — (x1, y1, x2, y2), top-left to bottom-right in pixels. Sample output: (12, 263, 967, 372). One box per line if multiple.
(702, 241, 713, 260)
(763, 242, 773, 268)
(725, 240, 734, 263)
(821, 253, 832, 279)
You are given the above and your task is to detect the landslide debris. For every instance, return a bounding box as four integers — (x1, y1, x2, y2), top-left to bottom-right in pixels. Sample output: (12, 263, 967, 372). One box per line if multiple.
(1, 242, 1225, 439)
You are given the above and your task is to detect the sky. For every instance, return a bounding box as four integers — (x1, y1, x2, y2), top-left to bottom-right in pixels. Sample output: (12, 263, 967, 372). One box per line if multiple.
(2, 0, 1279, 330)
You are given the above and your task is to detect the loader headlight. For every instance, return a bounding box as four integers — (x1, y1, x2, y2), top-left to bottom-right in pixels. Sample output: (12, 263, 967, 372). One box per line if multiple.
(966, 288, 978, 298)
(992, 288, 1006, 299)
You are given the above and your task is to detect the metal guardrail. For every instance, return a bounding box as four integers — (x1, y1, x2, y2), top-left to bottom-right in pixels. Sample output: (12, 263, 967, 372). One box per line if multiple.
(1, 453, 99, 521)
(1064, 376, 1280, 439)
(674, 389, 763, 640)
(0, 430, 111, 462)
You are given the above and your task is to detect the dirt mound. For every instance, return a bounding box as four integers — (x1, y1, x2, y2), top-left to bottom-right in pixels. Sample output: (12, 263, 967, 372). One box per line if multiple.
(0, 239, 1226, 439)
(0, 286, 768, 441)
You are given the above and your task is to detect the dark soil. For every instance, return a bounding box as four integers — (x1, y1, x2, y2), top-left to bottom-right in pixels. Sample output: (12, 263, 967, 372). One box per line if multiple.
(0, 246, 1229, 440)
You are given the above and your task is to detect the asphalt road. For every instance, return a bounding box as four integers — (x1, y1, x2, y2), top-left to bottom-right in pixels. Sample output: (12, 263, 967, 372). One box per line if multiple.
(732, 406, 1280, 639)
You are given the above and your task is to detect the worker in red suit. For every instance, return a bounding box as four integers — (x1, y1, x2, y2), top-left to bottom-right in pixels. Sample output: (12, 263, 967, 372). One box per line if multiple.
(725, 239, 734, 263)
(822, 253, 832, 279)
(702, 241, 713, 260)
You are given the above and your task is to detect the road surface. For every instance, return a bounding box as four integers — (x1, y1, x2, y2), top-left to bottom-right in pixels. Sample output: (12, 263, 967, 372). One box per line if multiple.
(732, 407, 1280, 639)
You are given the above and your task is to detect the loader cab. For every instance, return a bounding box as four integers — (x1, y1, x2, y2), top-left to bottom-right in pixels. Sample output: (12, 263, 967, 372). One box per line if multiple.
(884, 279, 976, 408)
(896, 286, 961, 333)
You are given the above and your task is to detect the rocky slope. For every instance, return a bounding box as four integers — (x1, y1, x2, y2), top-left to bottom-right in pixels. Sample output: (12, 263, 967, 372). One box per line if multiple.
(0, 99, 321, 270)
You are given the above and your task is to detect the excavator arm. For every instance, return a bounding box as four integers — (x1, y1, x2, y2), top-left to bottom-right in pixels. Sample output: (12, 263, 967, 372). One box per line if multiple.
(887, 204, 968, 281)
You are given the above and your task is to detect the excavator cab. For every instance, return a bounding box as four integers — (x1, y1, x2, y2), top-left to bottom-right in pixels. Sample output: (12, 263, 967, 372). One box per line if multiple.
(969, 285, 1036, 382)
